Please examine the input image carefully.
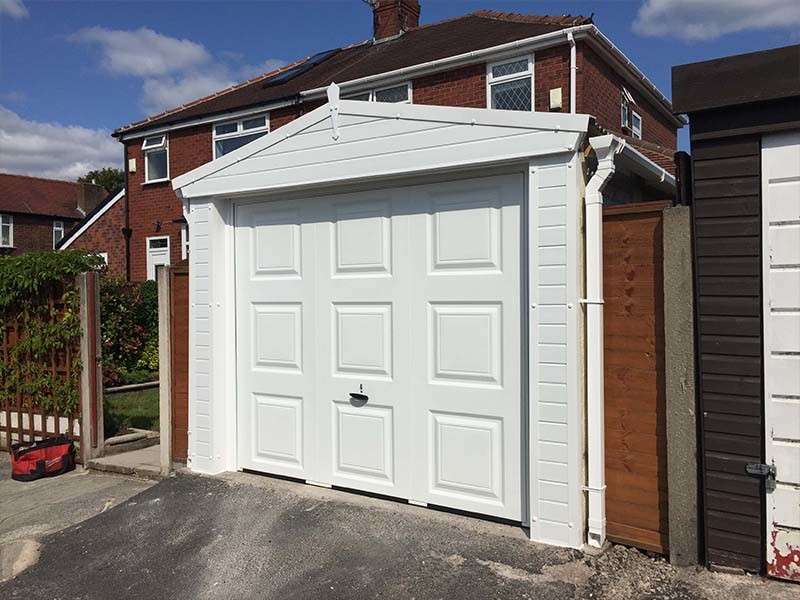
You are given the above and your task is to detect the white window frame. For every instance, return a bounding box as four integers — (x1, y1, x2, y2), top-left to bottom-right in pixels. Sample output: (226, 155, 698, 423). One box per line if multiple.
(146, 235, 171, 280)
(342, 81, 412, 104)
(212, 113, 270, 159)
(52, 220, 64, 249)
(143, 134, 169, 184)
(98, 252, 109, 265)
(0, 213, 13, 248)
(181, 224, 189, 260)
(486, 55, 534, 112)
(630, 110, 643, 140)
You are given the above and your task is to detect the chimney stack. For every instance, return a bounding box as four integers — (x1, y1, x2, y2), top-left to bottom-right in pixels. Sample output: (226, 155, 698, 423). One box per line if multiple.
(77, 182, 107, 214)
(371, 0, 420, 40)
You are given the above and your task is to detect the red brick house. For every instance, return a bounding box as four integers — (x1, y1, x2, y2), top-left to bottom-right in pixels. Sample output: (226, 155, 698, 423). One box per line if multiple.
(69, 1, 682, 281)
(0, 173, 106, 256)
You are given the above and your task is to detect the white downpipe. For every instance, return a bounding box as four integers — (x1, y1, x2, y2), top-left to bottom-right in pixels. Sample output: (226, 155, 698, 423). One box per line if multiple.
(584, 135, 621, 548)
(567, 32, 576, 114)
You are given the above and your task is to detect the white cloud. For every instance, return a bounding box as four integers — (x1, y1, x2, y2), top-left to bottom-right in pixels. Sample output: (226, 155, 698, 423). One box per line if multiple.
(634, 0, 800, 41)
(141, 71, 236, 113)
(72, 26, 286, 114)
(0, 0, 28, 19)
(71, 26, 210, 77)
(0, 106, 119, 180)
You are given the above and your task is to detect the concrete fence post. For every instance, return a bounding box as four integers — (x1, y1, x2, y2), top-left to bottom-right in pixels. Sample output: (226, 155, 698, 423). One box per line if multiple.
(663, 205, 698, 566)
(78, 271, 104, 465)
(158, 265, 173, 476)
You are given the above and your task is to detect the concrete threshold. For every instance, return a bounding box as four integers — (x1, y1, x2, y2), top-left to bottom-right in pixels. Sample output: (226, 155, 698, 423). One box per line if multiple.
(87, 444, 163, 481)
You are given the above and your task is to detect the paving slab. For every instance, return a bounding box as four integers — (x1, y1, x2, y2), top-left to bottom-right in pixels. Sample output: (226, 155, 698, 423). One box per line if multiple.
(86, 443, 162, 480)
(1, 469, 797, 600)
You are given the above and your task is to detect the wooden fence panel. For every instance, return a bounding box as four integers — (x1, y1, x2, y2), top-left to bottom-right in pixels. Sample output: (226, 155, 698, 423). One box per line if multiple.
(170, 264, 189, 463)
(603, 201, 669, 554)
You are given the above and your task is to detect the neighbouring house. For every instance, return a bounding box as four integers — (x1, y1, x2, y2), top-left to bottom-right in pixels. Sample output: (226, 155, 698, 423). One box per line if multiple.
(0, 173, 106, 256)
(91, 1, 681, 282)
(57, 189, 128, 278)
(672, 44, 800, 581)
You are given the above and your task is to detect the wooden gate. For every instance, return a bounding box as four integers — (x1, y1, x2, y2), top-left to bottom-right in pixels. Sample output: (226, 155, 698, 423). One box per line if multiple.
(603, 201, 669, 553)
(169, 264, 189, 463)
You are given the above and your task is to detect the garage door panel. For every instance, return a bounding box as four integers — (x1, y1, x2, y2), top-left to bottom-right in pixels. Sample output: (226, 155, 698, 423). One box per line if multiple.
(236, 175, 523, 520)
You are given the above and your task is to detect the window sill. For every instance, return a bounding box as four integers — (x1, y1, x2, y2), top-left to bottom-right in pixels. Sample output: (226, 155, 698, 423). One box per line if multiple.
(142, 178, 170, 186)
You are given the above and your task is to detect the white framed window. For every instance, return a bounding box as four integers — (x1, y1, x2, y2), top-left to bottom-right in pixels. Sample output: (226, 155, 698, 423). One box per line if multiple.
(213, 113, 269, 159)
(98, 252, 109, 265)
(630, 110, 643, 140)
(487, 56, 533, 112)
(52, 220, 64, 248)
(342, 82, 412, 104)
(146, 235, 170, 280)
(180, 224, 189, 260)
(143, 134, 169, 183)
(0, 213, 12, 248)
(620, 87, 642, 139)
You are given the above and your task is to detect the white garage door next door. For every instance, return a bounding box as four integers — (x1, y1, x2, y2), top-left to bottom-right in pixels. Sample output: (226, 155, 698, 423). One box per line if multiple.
(235, 174, 523, 520)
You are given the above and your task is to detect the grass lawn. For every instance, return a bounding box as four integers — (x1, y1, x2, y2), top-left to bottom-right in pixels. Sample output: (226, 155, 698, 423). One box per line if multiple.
(104, 387, 159, 438)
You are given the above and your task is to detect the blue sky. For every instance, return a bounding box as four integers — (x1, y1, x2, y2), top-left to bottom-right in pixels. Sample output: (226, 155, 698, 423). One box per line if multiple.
(1, 0, 799, 179)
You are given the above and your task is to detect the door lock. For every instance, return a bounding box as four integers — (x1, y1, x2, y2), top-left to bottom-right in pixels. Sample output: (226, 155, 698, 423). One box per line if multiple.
(746, 462, 777, 493)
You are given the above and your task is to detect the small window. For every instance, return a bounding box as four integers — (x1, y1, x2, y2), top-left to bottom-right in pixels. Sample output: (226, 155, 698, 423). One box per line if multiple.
(487, 56, 533, 112)
(98, 252, 109, 265)
(143, 135, 169, 183)
(630, 110, 643, 140)
(374, 84, 410, 103)
(0, 213, 13, 247)
(213, 113, 269, 159)
(53, 220, 64, 248)
(148, 237, 169, 249)
(342, 82, 412, 104)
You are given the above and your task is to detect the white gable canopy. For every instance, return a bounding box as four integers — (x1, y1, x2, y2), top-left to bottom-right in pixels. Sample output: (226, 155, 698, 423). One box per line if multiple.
(173, 96, 591, 199)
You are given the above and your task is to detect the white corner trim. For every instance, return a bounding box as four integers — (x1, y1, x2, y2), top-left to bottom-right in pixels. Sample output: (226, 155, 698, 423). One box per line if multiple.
(327, 82, 341, 140)
(58, 189, 125, 250)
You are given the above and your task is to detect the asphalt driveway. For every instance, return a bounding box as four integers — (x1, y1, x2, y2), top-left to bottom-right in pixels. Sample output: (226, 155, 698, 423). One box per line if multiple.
(1, 469, 796, 600)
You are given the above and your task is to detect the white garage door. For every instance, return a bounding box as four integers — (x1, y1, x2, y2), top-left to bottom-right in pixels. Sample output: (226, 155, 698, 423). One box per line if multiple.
(234, 174, 523, 520)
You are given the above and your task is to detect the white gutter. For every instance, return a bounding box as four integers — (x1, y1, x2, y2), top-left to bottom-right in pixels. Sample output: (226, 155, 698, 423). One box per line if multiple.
(567, 31, 577, 114)
(300, 25, 594, 99)
(584, 134, 622, 549)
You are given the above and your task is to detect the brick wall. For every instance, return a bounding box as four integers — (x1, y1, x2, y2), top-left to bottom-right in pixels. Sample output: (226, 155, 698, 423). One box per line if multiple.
(534, 46, 571, 113)
(0, 213, 79, 256)
(69, 197, 127, 277)
(577, 41, 677, 151)
(126, 124, 212, 281)
(413, 64, 486, 108)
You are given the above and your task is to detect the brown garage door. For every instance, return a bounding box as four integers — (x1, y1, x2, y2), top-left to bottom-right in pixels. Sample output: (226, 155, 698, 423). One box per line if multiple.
(604, 201, 669, 554)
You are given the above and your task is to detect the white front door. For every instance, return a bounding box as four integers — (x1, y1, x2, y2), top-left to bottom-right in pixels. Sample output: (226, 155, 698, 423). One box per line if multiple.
(146, 236, 170, 280)
(235, 174, 523, 520)
(762, 130, 800, 582)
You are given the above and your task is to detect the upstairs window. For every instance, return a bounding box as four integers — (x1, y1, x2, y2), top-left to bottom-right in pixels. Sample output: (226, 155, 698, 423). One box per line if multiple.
(620, 87, 642, 140)
(487, 56, 533, 111)
(53, 220, 64, 248)
(342, 82, 412, 103)
(0, 213, 12, 247)
(213, 113, 269, 159)
(143, 135, 169, 183)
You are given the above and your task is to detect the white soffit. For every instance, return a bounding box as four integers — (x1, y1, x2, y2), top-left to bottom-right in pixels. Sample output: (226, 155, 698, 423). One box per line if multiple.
(173, 100, 590, 199)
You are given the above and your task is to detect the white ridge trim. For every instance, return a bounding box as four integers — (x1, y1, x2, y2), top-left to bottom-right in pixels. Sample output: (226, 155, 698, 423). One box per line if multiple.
(58, 189, 125, 250)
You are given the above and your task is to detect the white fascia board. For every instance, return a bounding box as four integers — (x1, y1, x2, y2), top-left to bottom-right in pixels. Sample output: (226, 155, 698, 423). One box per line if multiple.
(590, 134, 675, 193)
(575, 28, 686, 127)
(173, 100, 590, 195)
(58, 189, 125, 249)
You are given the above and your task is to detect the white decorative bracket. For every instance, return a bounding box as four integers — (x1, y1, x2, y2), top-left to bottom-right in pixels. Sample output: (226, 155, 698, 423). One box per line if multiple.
(327, 82, 341, 141)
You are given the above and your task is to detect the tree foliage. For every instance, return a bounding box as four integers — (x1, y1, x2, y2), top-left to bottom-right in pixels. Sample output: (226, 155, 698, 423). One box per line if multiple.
(0, 251, 104, 415)
(78, 167, 124, 195)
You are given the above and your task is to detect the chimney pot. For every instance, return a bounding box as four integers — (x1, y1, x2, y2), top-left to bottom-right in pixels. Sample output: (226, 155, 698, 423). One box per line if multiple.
(371, 0, 420, 40)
